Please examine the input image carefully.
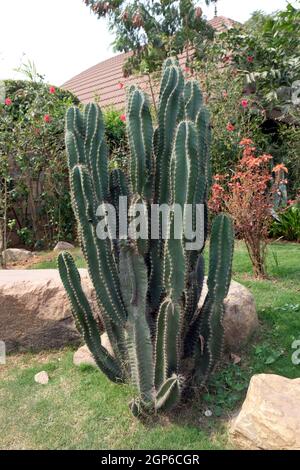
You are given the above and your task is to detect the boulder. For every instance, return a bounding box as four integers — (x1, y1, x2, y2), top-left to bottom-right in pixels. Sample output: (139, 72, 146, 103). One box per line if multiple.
(0, 269, 256, 354)
(3, 248, 33, 264)
(73, 333, 114, 367)
(34, 371, 49, 385)
(53, 241, 75, 252)
(199, 279, 258, 351)
(75, 279, 257, 363)
(0, 269, 101, 352)
(73, 345, 96, 367)
(230, 374, 300, 450)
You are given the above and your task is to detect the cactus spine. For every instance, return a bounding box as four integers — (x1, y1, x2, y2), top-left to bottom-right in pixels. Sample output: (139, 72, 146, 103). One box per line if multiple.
(58, 58, 234, 416)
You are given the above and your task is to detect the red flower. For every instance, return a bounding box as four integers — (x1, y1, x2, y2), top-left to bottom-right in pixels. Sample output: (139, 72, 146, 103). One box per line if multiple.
(117, 82, 124, 89)
(184, 66, 191, 74)
(239, 138, 253, 146)
(247, 55, 254, 63)
(44, 114, 51, 123)
(273, 163, 288, 174)
(120, 114, 126, 122)
(241, 99, 248, 108)
(49, 86, 56, 94)
(223, 55, 231, 63)
(5, 97, 12, 106)
(222, 90, 228, 98)
(226, 123, 235, 132)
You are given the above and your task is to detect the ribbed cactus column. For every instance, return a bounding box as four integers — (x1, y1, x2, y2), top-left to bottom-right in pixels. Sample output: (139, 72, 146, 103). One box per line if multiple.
(58, 58, 234, 417)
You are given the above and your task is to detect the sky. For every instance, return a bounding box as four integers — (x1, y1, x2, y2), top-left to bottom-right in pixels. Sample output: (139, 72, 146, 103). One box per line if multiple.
(0, 0, 297, 86)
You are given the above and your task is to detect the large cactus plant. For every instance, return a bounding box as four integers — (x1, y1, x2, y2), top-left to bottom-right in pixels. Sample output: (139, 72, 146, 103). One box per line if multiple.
(58, 58, 234, 415)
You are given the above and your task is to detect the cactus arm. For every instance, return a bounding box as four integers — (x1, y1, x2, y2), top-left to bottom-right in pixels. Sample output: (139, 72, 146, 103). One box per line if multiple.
(155, 374, 181, 411)
(195, 107, 211, 203)
(119, 245, 154, 405)
(155, 65, 184, 205)
(184, 254, 205, 333)
(83, 103, 109, 203)
(164, 121, 197, 300)
(193, 214, 234, 385)
(66, 104, 109, 204)
(127, 89, 153, 200)
(65, 107, 85, 168)
(71, 165, 128, 334)
(57, 251, 123, 383)
(184, 80, 203, 122)
(154, 298, 181, 390)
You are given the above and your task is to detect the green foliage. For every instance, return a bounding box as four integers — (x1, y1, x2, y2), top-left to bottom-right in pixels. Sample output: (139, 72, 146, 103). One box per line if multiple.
(195, 3, 300, 197)
(103, 108, 128, 171)
(83, 0, 215, 75)
(59, 58, 234, 416)
(0, 78, 79, 248)
(270, 203, 300, 242)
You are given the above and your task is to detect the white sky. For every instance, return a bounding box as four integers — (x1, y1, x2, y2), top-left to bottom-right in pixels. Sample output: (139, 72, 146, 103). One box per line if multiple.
(0, 0, 297, 86)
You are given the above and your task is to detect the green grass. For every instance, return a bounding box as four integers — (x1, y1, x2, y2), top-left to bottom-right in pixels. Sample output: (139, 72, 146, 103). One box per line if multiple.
(28, 248, 85, 270)
(1, 241, 299, 450)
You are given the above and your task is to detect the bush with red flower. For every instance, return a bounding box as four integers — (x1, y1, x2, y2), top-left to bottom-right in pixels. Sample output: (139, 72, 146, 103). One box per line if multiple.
(195, 4, 299, 197)
(209, 138, 276, 278)
(0, 78, 79, 250)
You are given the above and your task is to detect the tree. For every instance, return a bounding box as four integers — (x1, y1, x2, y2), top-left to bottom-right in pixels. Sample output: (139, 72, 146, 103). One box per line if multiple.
(83, 0, 217, 76)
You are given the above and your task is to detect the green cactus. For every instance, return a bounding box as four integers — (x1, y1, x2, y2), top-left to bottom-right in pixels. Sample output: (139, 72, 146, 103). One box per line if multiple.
(58, 59, 234, 416)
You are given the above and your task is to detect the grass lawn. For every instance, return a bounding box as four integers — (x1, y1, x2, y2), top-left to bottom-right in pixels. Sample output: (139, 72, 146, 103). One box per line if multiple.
(0, 241, 299, 450)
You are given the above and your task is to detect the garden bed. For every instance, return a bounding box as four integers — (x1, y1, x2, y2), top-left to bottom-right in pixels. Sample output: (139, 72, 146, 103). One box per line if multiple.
(0, 241, 299, 450)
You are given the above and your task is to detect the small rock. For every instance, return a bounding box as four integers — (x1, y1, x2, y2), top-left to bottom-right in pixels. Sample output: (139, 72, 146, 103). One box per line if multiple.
(73, 345, 96, 367)
(3, 248, 33, 264)
(230, 374, 300, 450)
(204, 410, 213, 417)
(34, 371, 49, 385)
(53, 241, 75, 252)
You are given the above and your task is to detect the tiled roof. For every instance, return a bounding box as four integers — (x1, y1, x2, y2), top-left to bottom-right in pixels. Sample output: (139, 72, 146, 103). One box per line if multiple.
(208, 15, 238, 32)
(62, 17, 239, 109)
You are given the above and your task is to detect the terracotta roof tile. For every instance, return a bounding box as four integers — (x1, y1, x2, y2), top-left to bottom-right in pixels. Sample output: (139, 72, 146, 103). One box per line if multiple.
(62, 17, 240, 109)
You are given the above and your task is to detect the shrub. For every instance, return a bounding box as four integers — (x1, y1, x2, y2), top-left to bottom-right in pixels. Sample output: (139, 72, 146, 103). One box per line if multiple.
(0, 79, 79, 249)
(210, 138, 274, 278)
(270, 202, 300, 242)
(103, 108, 128, 171)
(195, 4, 300, 198)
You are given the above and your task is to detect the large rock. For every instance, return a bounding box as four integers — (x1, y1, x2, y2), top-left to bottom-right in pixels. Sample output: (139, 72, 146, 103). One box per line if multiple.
(230, 374, 300, 450)
(0, 269, 101, 352)
(3, 248, 33, 264)
(53, 241, 75, 252)
(199, 279, 258, 351)
(0, 269, 256, 354)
